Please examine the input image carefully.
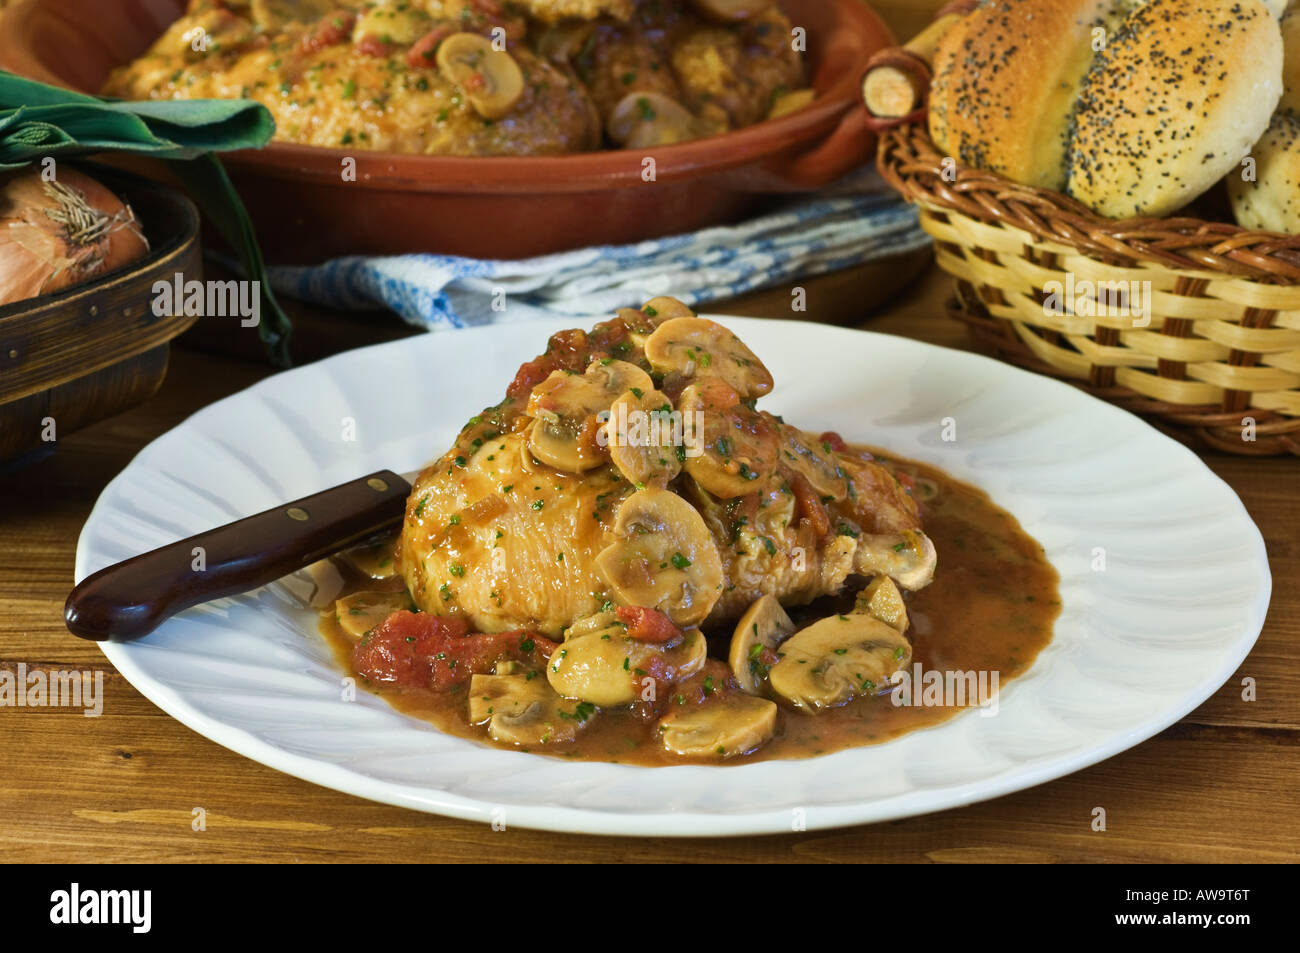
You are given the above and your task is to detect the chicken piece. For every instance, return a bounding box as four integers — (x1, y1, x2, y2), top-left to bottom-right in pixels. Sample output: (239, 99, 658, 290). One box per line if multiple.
(513, 0, 636, 23)
(104, 0, 601, 156)
(397, 301, 930, 638)
(546, 0, 803, 145)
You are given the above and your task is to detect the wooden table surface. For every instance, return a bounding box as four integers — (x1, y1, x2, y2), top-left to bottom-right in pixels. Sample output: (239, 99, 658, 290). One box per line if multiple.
(2, 0, 1296, 864)
(3, 261, 1296, 863)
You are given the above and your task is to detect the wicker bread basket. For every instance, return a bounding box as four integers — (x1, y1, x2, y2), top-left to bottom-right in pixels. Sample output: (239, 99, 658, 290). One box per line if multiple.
(871, 86, 1300, 456)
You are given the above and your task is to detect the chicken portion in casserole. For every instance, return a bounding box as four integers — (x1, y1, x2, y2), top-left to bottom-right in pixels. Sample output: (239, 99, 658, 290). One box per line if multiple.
(541, 1, 804, 146)
(103, 0, 602, 154)
(102, 0, 808, 155)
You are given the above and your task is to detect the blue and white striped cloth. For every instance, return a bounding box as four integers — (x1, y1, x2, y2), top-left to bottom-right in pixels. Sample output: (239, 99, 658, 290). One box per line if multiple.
(264, 189, 929, 329)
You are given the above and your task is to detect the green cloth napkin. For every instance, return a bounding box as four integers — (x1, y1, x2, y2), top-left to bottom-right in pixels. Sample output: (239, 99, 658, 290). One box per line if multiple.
(0, 72, 292, 366)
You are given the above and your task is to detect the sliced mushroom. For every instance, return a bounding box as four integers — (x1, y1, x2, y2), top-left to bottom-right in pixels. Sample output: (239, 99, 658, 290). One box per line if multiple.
(525, 359, 653, 472)
(769, 615, 912, 712)
(436, 32, 525, 120)
(353, 1, 424, 44)
(728, 594, 794, 694)
(469, 673, 593, 746)
(606, 387, 683, 489)
(777, 424, 848, 501)
(546, 623, 706, 706)
(607, 91, 703, 148)
(857, 576, 908, 633)
(337, 534, 399, 579)
(640, 296, 696, 321)
(333, 590, 414, 639)
(643, 316, 774, 399)
(547, 626, 645, 705)
(563, 610, 620, 640)
(853, 529, 937, 591)
(584, 357, 655, 397)
(768, 87, 816, 120)
(658, 694, 778, 758)
(672, 627, 709, 681)
(678, 380, 780, 499)
(688, 0, 774, 24)
(594, 489, 724, 626)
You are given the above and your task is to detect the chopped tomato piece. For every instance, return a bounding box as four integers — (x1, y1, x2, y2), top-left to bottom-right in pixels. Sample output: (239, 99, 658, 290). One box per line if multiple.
(505, 319, 636, 400)
(406, 26, 453, 69)
(616, 606, 682, 644)
(818, 430, 848, 454)
(627, 653, 674, 722)
(506, 355, 559, 400)
(356, 33, 397, 57)
(299, 10, 356, 55)
(352, 611, 556, 690)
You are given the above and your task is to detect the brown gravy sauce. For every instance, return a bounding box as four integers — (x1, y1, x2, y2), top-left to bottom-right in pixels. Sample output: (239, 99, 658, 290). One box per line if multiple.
(319, 447, 1060, 765)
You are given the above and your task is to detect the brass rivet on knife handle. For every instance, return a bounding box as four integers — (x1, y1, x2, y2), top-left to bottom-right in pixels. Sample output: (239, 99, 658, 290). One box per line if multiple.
(64, 470, 412, 642)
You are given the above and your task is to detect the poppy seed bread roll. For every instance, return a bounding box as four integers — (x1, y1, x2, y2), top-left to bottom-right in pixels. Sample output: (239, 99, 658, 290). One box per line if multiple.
(1067, 0, 1282, 218)
(1228, 112, 1300, 232)
(1279, 4, 1300, 115)
(927, 0, 1126, 192)
(928, 0, 1284, 219)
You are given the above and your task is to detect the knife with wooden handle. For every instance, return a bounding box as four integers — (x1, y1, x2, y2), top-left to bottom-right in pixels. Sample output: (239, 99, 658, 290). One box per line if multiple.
(64, 470, 411, 641)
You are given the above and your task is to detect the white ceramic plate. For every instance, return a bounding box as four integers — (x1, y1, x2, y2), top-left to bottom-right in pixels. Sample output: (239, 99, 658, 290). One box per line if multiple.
(76, 318, 1271, 836)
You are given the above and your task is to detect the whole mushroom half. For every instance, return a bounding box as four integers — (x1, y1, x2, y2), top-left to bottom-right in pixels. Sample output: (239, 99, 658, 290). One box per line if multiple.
(640, 296, 697, 320)
(644, 316, 774, 399)
(678, 379, 781, 499)
(768, 614, 912, 712)
(658, 693, 778, 758)
(605, 386, 684, 489)
(333, 590, 415, 639)
(525, 358, 654, 472)
(547, 623, 706, 706)
(595, 489, 724, 626)
(853, 529, 937, 591)
(468, 673, 595, 746)
(728, 594, 794, 695)
(607, 92, 704, 148)
(436, 32, 525, 120)
(778, 423, 849, 501)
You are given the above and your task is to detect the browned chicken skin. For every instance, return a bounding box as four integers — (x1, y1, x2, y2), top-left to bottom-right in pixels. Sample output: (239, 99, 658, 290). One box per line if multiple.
(104, 0, 806, 154)
(103, 0, 602, 155)
(398, 299, 934, 639)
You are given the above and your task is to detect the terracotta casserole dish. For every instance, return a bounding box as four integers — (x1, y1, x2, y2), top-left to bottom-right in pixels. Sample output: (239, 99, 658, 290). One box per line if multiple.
(0, 0, 893, 262)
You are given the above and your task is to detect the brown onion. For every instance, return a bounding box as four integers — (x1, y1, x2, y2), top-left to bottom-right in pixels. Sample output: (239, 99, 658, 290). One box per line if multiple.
(0, 167, 149, 307)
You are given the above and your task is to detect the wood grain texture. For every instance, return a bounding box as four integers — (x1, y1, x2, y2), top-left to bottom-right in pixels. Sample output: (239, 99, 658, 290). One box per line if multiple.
(1, 0, 1295, 864)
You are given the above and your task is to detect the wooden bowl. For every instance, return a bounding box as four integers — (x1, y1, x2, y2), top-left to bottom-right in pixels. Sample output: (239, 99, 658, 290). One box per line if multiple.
(0, 0, 894, 262)
(0, 164, 201, 465)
